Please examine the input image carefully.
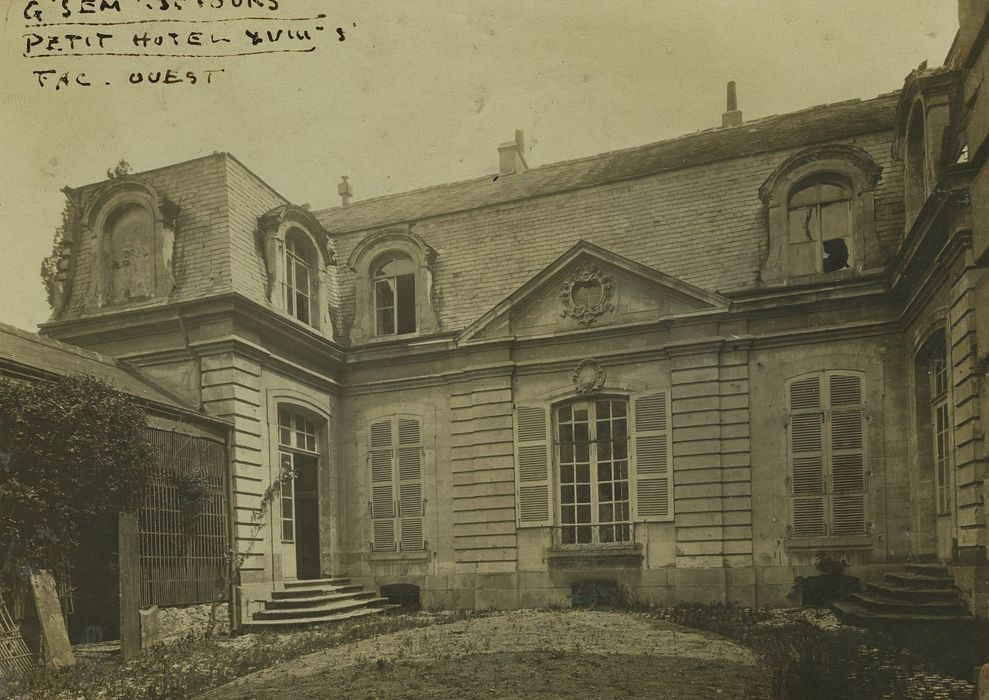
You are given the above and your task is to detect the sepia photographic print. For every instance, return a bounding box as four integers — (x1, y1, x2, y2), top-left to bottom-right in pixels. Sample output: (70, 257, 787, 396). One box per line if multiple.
(0, 1, 987, 697)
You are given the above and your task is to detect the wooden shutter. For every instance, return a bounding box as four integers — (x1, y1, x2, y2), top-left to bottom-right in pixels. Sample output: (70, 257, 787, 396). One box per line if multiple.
(788, 374, 826, 537)
(631, 391, 673, 521)
(397, 417, 425, 550)
(514, 405, 552, 527)
(369, 418, 396, 551)
(827, 373, 866, 535)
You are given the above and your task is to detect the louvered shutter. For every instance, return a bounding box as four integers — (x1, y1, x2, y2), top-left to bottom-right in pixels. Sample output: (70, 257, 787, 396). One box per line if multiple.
(788, 375, 826, 537)
(827, 373, 866, 535)
(397, 417, 425, 550)
(369, 418, 396, 551)
(631, 391, 673, 521)
(514, 405, 552, 527)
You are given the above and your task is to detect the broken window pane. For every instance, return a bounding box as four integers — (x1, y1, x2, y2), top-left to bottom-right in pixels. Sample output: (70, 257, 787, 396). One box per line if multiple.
(822, 238, 850, 273)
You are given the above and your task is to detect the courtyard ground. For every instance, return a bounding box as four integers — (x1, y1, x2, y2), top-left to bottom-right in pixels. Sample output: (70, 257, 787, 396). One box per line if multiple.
(203, 609, 768, 699)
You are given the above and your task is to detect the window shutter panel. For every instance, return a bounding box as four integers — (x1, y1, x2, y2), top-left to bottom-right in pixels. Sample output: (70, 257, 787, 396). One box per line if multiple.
(631, 391, 673, 521)
(514, 405, 552, 527)
(369, 418, 396, 552)
(788, 375, 826, 537)
(397, 417, 425, 550)
(828, 373, 866, 535)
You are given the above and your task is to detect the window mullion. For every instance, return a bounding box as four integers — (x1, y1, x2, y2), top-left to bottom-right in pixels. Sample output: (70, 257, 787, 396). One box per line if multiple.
(589, 404, 600, 537)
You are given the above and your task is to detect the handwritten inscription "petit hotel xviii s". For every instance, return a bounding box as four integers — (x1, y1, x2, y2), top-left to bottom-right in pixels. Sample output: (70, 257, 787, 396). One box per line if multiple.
(18, 0, 347, 90)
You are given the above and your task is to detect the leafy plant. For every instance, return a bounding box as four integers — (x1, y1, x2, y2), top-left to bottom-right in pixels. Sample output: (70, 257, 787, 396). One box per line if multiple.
(792, 551, 859, 606)
(0, 374, 152, 582)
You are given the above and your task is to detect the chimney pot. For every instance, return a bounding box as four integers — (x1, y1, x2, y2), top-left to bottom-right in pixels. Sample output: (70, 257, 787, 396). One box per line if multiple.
(338, 175, 353, 206)
(722, 81, 743, 128)
(498, 130, 528, 175)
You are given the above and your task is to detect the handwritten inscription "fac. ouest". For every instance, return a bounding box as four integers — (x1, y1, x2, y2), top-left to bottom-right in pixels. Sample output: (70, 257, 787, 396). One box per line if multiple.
(18, 0, 348, 90)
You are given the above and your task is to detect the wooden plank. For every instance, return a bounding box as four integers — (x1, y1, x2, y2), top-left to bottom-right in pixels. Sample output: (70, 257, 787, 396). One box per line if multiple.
(29, 571, 74, 668)
(120, 512, 141, 662)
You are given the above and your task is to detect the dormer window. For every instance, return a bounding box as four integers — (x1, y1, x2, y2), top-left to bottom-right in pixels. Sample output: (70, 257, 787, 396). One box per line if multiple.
(787, 177, 852, 275)
(77, 176, 179, 310)
(285, 228, 317, 326)
(346, 228, 440, 343)
(257, 205, 336, 337)
(373, 256, 417, 335)
(758, 145, 883, 285)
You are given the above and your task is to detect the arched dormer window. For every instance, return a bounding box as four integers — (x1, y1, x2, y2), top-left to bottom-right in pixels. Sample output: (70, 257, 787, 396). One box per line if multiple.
(904, 103, 929, 225)
(787, 176, 852, 275)
(284, 228, 318, 326)
(257, 205, 336, 336)
(893, 69, 961, 233)
(373, 255, 417, 335)
(759, 145, 882, 284)
(347, 228, 439, 342)
(80, 176, 179, 309)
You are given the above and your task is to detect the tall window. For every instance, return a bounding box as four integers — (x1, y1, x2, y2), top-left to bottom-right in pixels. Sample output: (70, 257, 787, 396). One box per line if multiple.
(277, 409, 317, 543)
(788, 177, 853, 275)
(929, 342, 951, 515)
(556, 399, 631, 545)
(787, 371, 867, 539)
(285, 229, 317, 326)
(373, 257, 416, 336)
(368, 415, 425, 552)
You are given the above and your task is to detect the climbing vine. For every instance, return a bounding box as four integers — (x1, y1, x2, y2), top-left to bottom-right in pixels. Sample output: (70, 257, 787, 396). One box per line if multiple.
(39, 197, 76, 310)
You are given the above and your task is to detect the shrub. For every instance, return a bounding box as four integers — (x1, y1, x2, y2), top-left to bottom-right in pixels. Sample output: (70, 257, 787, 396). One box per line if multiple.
(792, 551, 860, 606)
(0, 374, 152, 580)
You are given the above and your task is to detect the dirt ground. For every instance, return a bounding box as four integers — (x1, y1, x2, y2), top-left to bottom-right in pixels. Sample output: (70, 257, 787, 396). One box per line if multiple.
(204, 610, 769, 699)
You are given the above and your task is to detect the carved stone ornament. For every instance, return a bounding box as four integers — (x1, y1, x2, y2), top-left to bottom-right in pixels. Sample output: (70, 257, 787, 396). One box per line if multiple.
(572, 359, 605, 396)
(560, 264, 614, 326)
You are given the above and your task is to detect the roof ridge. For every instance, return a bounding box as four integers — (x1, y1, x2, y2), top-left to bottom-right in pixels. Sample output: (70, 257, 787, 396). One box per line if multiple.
(313, 91, 900, 220)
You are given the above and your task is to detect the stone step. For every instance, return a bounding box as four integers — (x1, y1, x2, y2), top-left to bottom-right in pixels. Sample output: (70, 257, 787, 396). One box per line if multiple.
(884, 572, 955, 589)
(864, 582, 961, 602)
(271, 584, 364, 600)
(833, 600, 973, 624)
(242, 606, 391, 629)
(851, 592, 967, 614)
(253, 596, 392, 621)
(283, 578, 350, 589)
(904, 563, 949, 577)
(264, 590, 378, 610)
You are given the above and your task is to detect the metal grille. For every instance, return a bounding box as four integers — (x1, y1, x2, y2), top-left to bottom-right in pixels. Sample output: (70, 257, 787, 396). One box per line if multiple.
(139, 429, 229, 608)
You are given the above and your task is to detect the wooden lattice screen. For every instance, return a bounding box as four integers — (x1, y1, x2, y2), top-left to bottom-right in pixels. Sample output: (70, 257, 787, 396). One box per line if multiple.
(140, 429, 229, 608)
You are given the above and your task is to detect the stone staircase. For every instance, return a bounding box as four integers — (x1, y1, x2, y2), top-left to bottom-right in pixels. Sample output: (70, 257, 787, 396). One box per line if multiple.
(243, 577, 396, 629)
(833, 564, 973, 623)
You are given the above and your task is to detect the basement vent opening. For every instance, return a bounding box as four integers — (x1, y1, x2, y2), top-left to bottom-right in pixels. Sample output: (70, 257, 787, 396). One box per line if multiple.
(571, 580, 621, 608)
(380, 583, 421, 608)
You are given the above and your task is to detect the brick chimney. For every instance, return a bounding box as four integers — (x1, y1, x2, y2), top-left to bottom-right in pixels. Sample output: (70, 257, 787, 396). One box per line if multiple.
(338, 176, 353, 206)
(722, 81, 743, 127)
(498, 130, 528, 175)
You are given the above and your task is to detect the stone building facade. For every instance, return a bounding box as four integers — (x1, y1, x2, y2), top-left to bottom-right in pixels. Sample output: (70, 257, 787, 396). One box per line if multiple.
(38, 3, 989, 622)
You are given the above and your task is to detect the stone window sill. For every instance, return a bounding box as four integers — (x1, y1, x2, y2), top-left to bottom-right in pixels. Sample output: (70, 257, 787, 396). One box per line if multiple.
(547, 543, 643, 568)
(785, 534, 872, 551)
(367, 549, 430, 562)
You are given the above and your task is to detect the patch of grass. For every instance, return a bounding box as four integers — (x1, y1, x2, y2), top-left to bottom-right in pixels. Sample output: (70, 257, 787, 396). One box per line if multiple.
(1, 609, 479, 700)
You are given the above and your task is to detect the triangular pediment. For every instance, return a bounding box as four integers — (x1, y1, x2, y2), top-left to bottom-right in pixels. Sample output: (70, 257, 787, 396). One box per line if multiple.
(459, 241, 729, 341)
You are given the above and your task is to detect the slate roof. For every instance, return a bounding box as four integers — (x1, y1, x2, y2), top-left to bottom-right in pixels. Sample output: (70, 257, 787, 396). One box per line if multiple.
(0, 322, 204, 415)
(315, 93, 900, 234)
